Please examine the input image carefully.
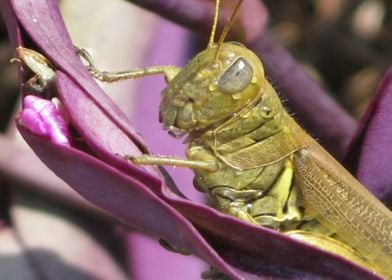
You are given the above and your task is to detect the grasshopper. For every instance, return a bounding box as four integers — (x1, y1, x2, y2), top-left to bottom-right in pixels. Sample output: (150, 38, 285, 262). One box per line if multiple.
(21, 0, 391, 277)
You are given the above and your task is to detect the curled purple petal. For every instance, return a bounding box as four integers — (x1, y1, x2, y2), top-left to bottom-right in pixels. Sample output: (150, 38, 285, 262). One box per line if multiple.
(345, 67, 392, 203)
(17, 125, 243, 279)
(19, 95, 71, 146)
(10, 0, 162, 181)
(54, 70, 163, 189)
(18, 108, 47, 140)
(10, 0, 150, 155)
(0, 135, 111, 219)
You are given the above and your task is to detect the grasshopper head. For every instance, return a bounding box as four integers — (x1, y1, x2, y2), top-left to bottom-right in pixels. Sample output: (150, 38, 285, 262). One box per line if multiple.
(160, 42, 266, 133)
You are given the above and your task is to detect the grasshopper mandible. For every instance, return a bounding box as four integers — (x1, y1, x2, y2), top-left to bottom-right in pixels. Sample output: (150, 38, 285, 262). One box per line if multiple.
(77, 0, 392, 277)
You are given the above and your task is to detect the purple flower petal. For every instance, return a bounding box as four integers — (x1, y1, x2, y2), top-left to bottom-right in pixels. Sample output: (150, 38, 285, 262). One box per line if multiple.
(10, 0, 150, 158)
(17, 125, 244, 279)
(20, 95, 71, 146)
(11, 0, 162, 182)
(54, 70, 162, 188)
(18, 108, 48, 139)
(345, 67, 392, 203)
(0, 135, 110, 219)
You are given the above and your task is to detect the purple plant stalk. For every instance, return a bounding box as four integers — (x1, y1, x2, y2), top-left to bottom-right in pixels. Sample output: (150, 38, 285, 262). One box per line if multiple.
(1, 0, 392, 279)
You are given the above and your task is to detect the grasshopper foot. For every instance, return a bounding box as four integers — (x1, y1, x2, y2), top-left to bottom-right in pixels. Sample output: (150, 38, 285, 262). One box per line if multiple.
(75, 46, 107, 82)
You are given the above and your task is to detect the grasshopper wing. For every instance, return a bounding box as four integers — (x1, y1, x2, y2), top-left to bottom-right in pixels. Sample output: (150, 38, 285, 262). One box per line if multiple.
(294, 140, 392, 277)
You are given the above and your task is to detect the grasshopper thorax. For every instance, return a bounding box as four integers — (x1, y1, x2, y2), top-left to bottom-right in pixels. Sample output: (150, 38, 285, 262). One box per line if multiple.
(160, 42, 265, 134)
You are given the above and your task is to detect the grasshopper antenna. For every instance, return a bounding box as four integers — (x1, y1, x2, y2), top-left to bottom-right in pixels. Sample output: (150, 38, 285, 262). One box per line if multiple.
(214, 0, 244, 59)
(208, 0, 221, 47)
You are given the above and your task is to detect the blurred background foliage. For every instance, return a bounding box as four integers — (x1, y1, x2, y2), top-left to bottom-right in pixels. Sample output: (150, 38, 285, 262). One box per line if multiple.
(265, 0, 391, 117)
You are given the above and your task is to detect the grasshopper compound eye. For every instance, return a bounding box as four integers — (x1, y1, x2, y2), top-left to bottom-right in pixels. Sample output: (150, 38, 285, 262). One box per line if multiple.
(217, 57, 253, 94)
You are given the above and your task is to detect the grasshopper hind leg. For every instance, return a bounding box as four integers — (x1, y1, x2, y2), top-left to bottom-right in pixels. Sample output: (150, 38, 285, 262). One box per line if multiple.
(286, 230, 382, 275)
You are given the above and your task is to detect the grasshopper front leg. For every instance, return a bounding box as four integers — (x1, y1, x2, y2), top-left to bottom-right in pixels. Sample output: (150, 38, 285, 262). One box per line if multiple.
(126, 148, 263, 225)
(76, 47, 181, 83)
(124, 154, 219, 172)
(126, 153, 260, 223)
